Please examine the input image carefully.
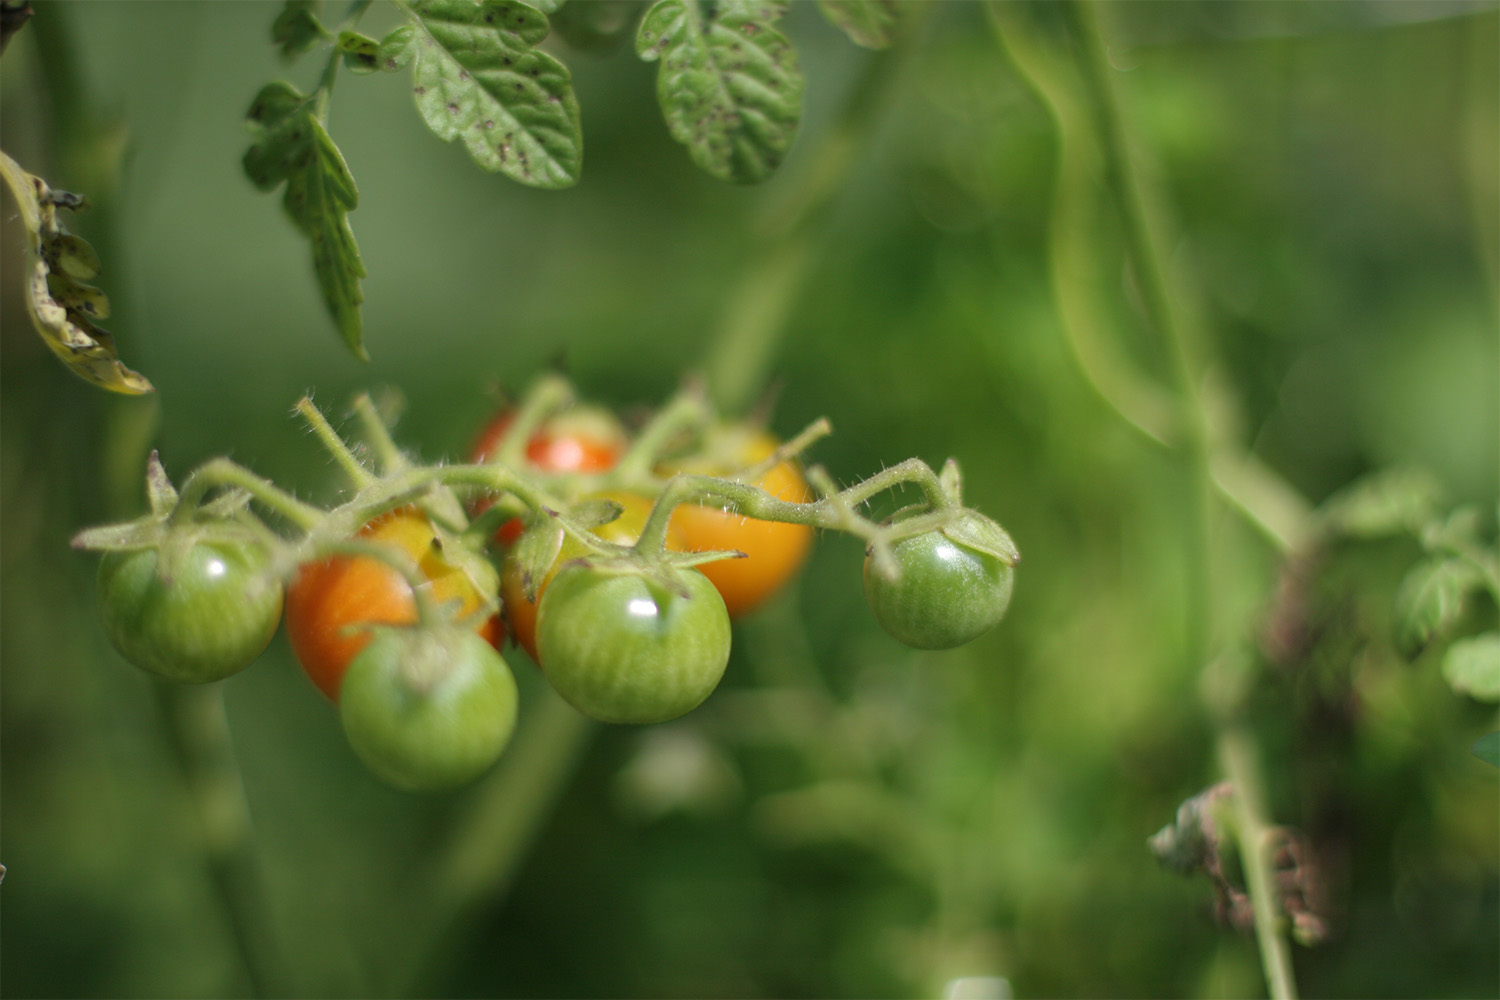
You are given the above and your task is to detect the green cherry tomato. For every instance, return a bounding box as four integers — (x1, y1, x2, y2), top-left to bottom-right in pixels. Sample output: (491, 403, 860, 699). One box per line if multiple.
(863, 528, 1014, 650)
(339, 627, 518, 792)
(97, 540, 284, 683)
(535, 565, 732, 725)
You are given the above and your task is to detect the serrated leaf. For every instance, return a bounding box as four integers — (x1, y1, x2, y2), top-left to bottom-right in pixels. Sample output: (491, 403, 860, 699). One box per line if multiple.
(817, 0, 901, 49)
(243, 82, 367, 359)
(337, 30, 383, 73)
(0, 151, 153, 394)
(1393, 557, 1481, 658)
(273, 0, 329, 59)
(1321, 467, 1442, 539)
(1443, 633, 1500, 702)
(636, 0, 803, 184)
(1472, 732, 1500, 768)
(384, 0, 583, 188)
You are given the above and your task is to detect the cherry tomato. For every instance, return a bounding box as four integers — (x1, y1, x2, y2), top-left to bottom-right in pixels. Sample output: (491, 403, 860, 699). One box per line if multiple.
(339, 626, 518, 791)
(535, 564, 731, 724)
(501, 492, 680, 663)
(98, 538, 284, 683)
(285, 508, 502, 700)
(862, 526, 1015, 650)
(469, 405, 628, 546)
(667, 430, 813, 617)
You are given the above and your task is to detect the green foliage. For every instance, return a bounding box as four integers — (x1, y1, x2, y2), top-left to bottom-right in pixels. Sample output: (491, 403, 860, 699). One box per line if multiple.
(242, 81, 367, 358)
(381, 0, 583, 188)
(272, 0, 329, 60)
(636, 0, 804, 184)
(1443, 633, 1500, 702)
(1394, 556, 1483, 657)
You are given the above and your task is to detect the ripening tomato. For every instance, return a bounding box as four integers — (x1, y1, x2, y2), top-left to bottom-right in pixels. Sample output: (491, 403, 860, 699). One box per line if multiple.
(285, 508, 502, 700)
(98, 538, 284, 684)
(667, 430, 813, 617)
(501, 492, 679, 663)
(535, 564, 732, 725)
(469, 406, 628, 547)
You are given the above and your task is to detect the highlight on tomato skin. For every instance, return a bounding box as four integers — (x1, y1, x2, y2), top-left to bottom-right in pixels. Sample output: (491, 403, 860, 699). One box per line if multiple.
(666, 430, 814, 618)
(468, 405, 630, 546)
(284, 507, 502, 701)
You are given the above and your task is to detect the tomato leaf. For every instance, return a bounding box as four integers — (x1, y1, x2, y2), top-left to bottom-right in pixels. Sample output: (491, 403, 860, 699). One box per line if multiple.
(1393, 557, 1481, 658)
(1473, 731, 1500, 768)
(816, 0, 902, 50)
(272, 0, 330, 60)
(336, 30, 383, 74)
(0, 151, 153, 394)
(1319, 467, 1442, 539)
(636, 0, 804, 184)
(1442, 633, 1500, 702)
(382, 0, 583, 188)
(243, 82, 368, 360)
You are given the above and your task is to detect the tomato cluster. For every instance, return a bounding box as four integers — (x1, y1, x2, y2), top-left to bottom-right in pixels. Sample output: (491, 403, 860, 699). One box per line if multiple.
(80, 381, 1017, 793)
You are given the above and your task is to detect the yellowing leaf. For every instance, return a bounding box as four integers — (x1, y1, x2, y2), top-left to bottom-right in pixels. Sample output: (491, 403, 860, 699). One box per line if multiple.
(0, 151, 154, 395)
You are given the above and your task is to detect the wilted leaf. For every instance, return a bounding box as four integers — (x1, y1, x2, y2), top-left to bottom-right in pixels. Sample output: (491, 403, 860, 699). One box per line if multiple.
(637, 0, 804, 183)
(1442, 633, 1500, 702)
(243, 82, 367, 359)
(383, 0, 583, 188)
(0, 151, 153, 394)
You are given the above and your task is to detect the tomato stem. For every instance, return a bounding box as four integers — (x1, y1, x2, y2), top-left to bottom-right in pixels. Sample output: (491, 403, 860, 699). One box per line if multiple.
(296, 397, 378, 490)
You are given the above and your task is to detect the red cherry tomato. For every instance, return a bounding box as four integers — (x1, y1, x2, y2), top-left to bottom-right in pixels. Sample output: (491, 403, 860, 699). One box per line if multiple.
(469, 406, 628, 546)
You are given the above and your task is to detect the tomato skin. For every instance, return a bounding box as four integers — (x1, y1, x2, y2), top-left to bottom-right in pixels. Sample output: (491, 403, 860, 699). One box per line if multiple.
(535, 565, 731, 724)
(862, 529, 1015, 650)
(668, 432, 813, 617)
(339, 628, 518, 791)
(285, 509, 501, 701)
(501, 493, 674, 663)
(98, 540, 284, 683)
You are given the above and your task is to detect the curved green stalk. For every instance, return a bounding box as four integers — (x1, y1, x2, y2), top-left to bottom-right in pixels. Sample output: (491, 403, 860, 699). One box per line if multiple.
(990, 3, 1302, 996)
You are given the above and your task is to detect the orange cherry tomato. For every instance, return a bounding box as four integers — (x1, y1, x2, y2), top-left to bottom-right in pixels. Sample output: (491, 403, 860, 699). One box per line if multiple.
(501, 492, 678, 663)
(469, 406, 628, 547)
(285, 508, 502, 700)
(667, 431, 813, 618)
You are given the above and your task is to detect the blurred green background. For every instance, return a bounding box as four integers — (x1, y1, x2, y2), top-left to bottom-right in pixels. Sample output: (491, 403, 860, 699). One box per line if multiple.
(2, 1, 1496, 997)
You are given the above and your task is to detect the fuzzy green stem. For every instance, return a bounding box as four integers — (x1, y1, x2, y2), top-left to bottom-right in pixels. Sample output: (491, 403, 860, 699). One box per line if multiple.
(170, 457, 326, 531)
(613, 384, 713, 482)
(350, 393, 409, 475)
(1063, 4, 1299, 995)
(296, 397, 377, 490)
(492, 373, 575, 468)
